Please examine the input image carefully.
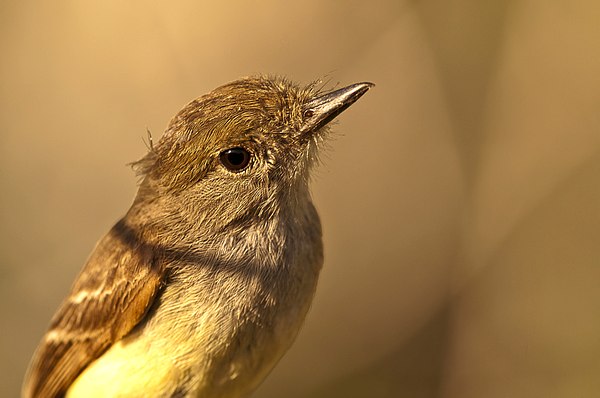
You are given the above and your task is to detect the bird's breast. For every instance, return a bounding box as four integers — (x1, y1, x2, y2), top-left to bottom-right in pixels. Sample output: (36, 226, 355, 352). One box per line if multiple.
(69, 210, 323, 397)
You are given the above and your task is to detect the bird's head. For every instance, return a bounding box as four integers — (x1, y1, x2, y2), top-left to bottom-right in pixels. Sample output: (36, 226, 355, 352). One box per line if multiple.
(132, 76, 372, 233)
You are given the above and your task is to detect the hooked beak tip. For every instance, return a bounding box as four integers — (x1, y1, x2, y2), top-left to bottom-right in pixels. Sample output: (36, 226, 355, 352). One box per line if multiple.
(301, 82, 374, 134)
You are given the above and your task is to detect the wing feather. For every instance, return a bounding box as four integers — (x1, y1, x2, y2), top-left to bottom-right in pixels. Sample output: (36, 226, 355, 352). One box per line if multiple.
(23, 219, 165, 398)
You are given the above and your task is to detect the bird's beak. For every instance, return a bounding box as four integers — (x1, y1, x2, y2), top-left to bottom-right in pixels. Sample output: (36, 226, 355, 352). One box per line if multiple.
(300, 82, 374, 135)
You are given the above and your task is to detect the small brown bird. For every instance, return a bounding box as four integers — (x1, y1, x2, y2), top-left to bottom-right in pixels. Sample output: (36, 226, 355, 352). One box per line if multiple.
(23, 76, 372, 397)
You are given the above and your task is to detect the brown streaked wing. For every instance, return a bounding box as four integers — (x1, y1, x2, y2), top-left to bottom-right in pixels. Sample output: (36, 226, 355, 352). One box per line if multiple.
(22, 219, 165, 398)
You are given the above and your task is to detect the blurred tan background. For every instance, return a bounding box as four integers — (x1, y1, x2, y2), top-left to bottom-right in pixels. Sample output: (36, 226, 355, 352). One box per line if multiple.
(2, 1, 600, 397)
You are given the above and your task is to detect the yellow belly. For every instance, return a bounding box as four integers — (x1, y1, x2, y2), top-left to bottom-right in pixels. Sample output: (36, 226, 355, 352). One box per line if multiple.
(67, 337, 181, 397)
(67, 275, 317, 397)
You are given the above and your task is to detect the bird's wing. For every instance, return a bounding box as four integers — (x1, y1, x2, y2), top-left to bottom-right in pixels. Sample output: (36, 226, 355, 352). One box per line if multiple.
(23, 219, 166, 398)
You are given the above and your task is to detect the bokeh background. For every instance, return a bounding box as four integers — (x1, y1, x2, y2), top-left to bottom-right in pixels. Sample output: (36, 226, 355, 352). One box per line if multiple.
(2, 1, 600, 397)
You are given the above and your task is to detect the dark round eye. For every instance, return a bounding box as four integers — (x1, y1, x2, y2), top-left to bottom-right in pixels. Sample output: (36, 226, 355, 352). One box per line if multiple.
(219, 147, 251, 172)
(303, 109, 314, 118)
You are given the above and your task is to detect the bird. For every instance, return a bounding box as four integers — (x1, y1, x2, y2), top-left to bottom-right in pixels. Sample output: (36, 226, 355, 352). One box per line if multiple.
(22, 75, 373, 397)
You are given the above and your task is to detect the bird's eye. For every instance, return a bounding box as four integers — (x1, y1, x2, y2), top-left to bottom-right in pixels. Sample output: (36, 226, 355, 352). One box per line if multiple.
(303, 109, 314, 118)
(219, 147, 251, 172)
